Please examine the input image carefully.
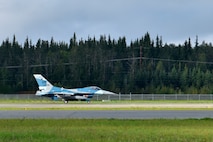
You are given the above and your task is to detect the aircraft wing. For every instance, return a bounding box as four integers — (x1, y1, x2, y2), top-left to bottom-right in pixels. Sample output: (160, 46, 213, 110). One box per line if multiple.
(52, 90, 93, 102)
(53, 91, 75, 95)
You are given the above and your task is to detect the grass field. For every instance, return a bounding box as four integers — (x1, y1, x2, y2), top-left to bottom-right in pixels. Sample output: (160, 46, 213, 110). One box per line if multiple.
(0, 119, 213, 142)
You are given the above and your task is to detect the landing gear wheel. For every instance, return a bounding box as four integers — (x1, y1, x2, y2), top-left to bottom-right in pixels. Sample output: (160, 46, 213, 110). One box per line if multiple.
(64, 100, 68, 104)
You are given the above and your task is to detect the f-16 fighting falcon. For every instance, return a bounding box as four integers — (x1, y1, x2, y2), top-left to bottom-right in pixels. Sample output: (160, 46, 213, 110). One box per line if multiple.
(33, 74, 115, 103)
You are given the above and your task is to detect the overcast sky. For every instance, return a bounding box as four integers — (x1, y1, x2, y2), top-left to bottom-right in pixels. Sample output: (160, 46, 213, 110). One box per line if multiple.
(1, 0, 213, 46)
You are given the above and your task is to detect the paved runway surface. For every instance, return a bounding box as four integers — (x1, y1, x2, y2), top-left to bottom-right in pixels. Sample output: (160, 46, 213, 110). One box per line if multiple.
(0, 110, 213, 119)
(1, 103, 213, 119)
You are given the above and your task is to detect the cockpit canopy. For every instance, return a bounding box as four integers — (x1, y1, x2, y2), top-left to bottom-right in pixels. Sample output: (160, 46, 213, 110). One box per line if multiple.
(89, 86, 101, 90)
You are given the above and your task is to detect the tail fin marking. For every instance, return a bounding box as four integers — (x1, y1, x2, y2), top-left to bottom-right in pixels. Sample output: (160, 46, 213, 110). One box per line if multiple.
(33, 74, 53, 91)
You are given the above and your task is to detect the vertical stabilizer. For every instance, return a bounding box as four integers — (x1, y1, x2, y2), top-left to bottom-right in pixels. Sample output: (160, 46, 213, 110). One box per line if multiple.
(33, 74, 53, 92)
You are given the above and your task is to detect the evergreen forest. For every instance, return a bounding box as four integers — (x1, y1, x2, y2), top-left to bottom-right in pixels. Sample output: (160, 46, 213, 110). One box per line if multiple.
(1, 32, 213, 94)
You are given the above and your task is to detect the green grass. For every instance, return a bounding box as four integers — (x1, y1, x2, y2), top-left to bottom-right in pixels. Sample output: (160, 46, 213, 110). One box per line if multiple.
(0, 119, 213, 142)
(0, 99, 58, 104)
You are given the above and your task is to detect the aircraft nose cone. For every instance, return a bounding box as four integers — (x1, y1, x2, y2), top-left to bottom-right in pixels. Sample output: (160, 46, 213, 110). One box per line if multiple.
(103, 90, 116, 95)
(96, 90, 116, 95)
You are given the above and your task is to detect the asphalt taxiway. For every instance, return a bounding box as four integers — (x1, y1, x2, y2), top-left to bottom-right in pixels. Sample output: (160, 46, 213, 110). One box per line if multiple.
(0, 110, 213, 119)
(0, 103, 213, 119)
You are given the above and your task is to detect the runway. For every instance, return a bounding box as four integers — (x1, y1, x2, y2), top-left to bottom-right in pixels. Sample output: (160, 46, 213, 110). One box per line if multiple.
(0, 110, 213, 119)
(0, 103, 213, 119)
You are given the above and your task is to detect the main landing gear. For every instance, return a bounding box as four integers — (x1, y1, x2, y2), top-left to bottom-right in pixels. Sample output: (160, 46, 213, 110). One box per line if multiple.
(62, 99, 69, 104)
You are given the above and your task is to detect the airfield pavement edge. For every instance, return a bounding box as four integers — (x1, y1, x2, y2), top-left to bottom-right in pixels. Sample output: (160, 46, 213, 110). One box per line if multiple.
(0, 103, 213, 109)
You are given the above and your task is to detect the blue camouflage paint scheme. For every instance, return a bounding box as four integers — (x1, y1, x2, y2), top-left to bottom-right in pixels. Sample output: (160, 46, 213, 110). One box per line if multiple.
(33, 74, 115, 103)
(35, 78, 47, 86)
(50, 86, 73, 94)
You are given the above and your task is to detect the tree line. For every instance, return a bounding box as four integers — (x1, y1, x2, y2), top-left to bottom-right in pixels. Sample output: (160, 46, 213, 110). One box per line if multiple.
(0, 32, 213, 94)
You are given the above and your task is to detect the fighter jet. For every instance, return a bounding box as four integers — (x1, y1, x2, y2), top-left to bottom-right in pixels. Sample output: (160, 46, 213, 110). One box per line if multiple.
(33, 74, 115, 103)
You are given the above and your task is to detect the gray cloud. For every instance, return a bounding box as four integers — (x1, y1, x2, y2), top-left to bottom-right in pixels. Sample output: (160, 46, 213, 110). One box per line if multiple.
(1, 0, 213, 45)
